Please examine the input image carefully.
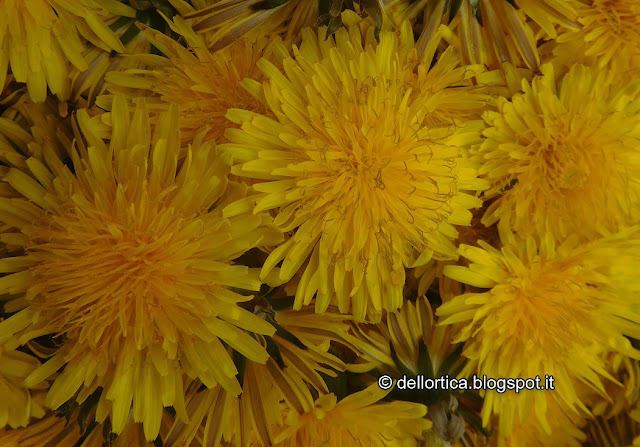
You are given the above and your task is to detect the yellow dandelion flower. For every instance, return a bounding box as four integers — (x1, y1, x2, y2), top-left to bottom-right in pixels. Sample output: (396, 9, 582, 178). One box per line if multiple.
(0, 97, 282, 441)
(572, 355, 640, 446)
(64, 2, 168, 110)
(104, 17, 277, 145)
(411, 209, 499, 300)
(0, 411, 170, 447)
(0, 0, 135, 102)
(552, 0, 640, 73)
(590, 353, 640, 419)
(478, 63, 640, 242)
(183, 0, 319, 52)
(0, 91, 70, 178)
(584, 407, 640, 447)
(0, 346, 48, 429)
(496, 393, 587, 447)
(79, 418, 171, 447)
(166, 304, 358, 447)
(387, 0, 579, 70)
(348, 296, 462, 378)
(0, 415, 78, 447)
(347, 296, 485, 446)
(222, 13, 489, 322)
(273, 383, 431, 447)
(437, 223, 640, 437)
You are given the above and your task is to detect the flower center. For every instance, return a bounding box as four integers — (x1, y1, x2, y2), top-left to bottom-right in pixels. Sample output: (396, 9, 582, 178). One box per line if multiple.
(529, 116, 598, 192)
(593, 0, 640, 40)
(26, 205, 207, 345)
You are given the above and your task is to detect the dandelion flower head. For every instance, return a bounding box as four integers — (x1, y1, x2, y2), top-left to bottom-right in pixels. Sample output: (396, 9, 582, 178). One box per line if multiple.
(105, 17, 277, 145)
(478, 63, 640, 242)
(0, 0, 134, 102)
(167, 305, 356, 447)
(222, 12, 490, 322)
(553, 0, 640, 73)
(272, 383, 430, 447)
(438, 223, 640, 437)
(0, 97, 280, 441)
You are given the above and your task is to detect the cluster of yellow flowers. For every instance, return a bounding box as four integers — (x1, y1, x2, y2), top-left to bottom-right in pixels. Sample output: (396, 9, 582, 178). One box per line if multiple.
(0, 0, 639, 446)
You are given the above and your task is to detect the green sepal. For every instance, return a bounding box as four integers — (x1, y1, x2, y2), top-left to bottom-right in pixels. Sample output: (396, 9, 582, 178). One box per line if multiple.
(389, 342, 415, 378)
(102, 419, 117, 447)
(436, 344, 463, 377)
(417, 340, 435, 379)
(57, 400, 79, 426)
(449, 0, 464, 21)
(109, 16, 135, 32)
(274, 324, 308, 350)
(265, 336, 285, 368)
(77, 388, 102, 432)
(326, 15, 344, 37)
(266, 296, 295, 311)
(119, 22, 140, 47)
(458, 405, 493, 437)
(321, 370, 349, 400)
(153, 435, 164, 447)
(233, 349, 248, 388)
(470, 0, 483, 25)
(73, 421, 98, 447)
(254, 0, 289, 10)
(360, 0, 384, 40)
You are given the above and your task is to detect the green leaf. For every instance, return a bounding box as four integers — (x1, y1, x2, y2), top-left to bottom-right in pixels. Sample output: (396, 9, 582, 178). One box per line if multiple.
(450, 360, 465, 379)
(500, 178, 519, 193)
(57, 400, 79, 425)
